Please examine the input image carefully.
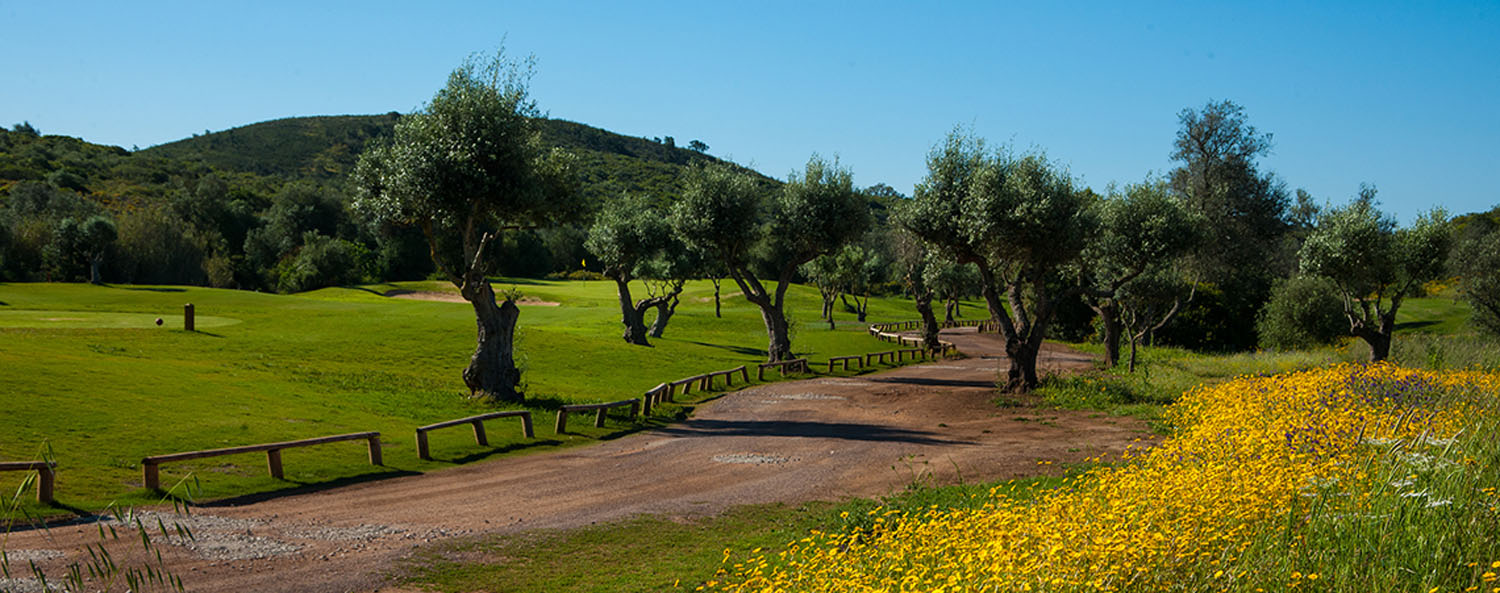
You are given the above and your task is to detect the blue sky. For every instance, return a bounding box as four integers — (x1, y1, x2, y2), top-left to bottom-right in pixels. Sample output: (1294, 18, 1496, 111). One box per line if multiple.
(5, 1, 1497, 222)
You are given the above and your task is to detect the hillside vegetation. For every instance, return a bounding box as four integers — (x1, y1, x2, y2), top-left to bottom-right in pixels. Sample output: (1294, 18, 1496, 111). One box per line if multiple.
(0, 115, 803, 292)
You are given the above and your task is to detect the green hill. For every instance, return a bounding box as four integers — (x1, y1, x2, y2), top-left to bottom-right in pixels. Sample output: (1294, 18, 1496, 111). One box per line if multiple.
(141, 114, 779, 201)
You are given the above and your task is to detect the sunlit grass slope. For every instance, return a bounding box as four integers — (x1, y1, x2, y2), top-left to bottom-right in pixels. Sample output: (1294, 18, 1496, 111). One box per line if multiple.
(0, 279, 927, 515)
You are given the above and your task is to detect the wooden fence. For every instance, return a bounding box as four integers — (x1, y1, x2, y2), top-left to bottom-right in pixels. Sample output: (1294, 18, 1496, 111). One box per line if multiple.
(141, 431, 382, 491)
(0, 460, 56, 503)
(757, 358, 810, 381)
(555, 399, 640, 433)
(415, 410, 534, 460)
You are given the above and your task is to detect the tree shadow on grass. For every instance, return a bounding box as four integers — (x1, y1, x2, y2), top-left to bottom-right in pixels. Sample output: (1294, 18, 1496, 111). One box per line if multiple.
(683, 340, 767, 358)
(188, 468, 422, 509)
(115, 286, 187, 293)
(1395, 320, 1439, 332)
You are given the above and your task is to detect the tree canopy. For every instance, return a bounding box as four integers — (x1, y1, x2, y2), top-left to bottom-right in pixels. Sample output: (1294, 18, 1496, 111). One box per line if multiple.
(1298, 187, 1449, 361)
(352, 50, 580, 401)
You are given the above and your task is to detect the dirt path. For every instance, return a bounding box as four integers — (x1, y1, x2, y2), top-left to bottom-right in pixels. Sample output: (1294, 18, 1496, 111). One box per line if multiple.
(2, 328, 1154, 593)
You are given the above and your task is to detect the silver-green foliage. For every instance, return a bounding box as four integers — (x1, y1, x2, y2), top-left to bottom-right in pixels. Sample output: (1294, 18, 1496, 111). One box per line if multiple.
(1298, 188, 1450, 360)
(351, 50, 578, 282)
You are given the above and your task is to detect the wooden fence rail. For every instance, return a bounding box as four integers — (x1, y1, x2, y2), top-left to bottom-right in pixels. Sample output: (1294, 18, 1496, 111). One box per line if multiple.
(827, 355, 864, 372)
(142, 431, 382, 491)
(555, 399, 641, 433)
(0, 461, 57, 503)
(415, 411, 534, 460)
(757, 358, 810, 381)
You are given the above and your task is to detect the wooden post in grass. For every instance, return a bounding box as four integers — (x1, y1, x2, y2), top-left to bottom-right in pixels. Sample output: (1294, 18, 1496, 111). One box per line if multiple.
(184, 303, 195, 332)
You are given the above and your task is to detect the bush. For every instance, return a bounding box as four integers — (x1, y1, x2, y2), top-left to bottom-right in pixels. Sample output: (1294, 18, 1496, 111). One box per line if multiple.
(1256, 275, 1348, 350)
(1453, 227, 1500, 337)
(273, 232, 364, 293)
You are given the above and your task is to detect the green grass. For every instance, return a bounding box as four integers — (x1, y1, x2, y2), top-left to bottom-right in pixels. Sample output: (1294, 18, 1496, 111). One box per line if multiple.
(396, 472, 1079, 593)
(0, 279, 938, 519)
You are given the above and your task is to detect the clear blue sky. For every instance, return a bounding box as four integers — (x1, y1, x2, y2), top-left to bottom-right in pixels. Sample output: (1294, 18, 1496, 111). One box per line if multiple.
(5, 1, 1497, 221)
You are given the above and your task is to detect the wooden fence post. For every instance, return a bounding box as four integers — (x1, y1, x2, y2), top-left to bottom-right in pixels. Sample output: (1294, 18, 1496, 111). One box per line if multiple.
(267, 449, 284, 479)
(556, 410, 569, 433)
(184, 303, 195, 332)
(367, 435, 383, 465)
(37, 466, 54, 504)
(144, 462, 160, 491)
(472, 420, 489, 447)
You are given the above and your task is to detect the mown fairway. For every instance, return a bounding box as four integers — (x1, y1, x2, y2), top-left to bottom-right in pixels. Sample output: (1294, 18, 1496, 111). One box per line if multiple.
(0, 279, 926, 515)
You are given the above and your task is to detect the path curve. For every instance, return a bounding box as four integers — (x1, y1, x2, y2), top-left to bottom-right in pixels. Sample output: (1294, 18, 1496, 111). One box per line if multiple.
(4, 328, 1153, 593)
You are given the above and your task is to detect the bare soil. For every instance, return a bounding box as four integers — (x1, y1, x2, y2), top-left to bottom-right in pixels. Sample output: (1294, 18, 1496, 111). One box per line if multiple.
(3, 328, 1155, 592)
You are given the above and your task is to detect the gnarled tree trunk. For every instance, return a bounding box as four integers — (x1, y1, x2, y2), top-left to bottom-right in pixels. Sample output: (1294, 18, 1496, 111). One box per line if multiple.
(614, 278, 651, 345)
(915, 291, 941, 350)
(761, 305, 794, 361)
(649, 293, 681, 338)
(1091, 300, 1122, 368)
(711, 278, 722, 318)
(944, 298, 957, 322)
(460, 280, 523, 402)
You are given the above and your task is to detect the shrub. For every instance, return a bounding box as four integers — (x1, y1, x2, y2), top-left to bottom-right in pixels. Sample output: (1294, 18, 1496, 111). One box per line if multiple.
(1256, 275, 1347, 350)
(273, 232, 363, 293)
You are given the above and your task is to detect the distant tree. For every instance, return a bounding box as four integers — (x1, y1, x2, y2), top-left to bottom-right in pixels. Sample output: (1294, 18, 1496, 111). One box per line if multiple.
(924, 258, 978, 322)
(1081, 180, 1200, 367)
(835, 243, 882, 322)
(43, 218, 86, 281)
(800, 253, 844, 329)
(642, 242, 701, 338)
(586, 194, 674, 345)
(894, 231, 942, 349)
(12, 121, 39, 136)
(352, 50, 579, 402)
(1115, 267, 1195, 372)
(1298, 187, 1450, 361)
(80, 215, 117, 284)
(1167, 99, 1290, 350)
(863, 183, 905, 200)
(688, 140, 709, 153)
(663, 136, 675, 148)
(1453, 224, 1500, 337)
(673, 157, 869, 361)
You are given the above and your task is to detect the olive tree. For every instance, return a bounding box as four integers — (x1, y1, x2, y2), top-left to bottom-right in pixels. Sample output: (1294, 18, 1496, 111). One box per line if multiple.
(1298, 187, 1449, 361)
(673, 157, 868, 361)
(586, 194, 672, 345)
(897, 130, 1095, 391)
(894, 231, 943, 349)
(965, 153, 1096, 391)
(352, 52, 578, 402)
(1082, 180, 1199, 367)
